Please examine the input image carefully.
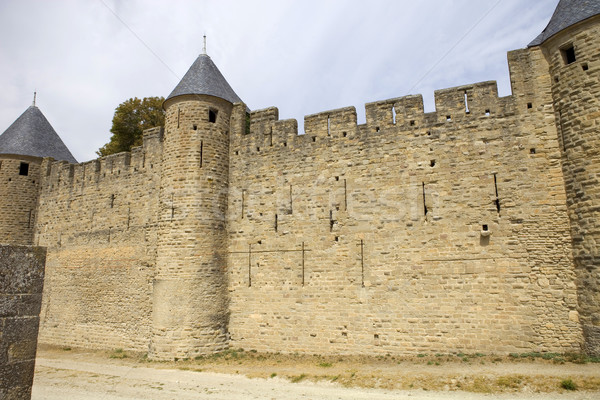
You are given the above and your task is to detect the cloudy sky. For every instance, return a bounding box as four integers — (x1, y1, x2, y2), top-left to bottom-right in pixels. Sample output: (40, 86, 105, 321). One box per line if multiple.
(0, 0, 559, 162)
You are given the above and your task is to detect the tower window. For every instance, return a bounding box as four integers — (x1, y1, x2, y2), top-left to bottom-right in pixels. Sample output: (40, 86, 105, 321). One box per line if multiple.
(209, 109, 217, 123)
(561, 45, 576, 65)
(19, 162, 29, 176)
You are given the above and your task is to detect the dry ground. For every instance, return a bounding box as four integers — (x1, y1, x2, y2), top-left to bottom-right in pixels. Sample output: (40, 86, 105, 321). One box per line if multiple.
(32, 345, 600, 400)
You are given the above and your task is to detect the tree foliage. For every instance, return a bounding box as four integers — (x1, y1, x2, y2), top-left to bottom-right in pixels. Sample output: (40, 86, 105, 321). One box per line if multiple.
(97, 96, 165, 156)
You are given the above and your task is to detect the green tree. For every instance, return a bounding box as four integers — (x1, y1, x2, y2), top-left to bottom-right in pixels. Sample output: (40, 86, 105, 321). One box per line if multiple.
(97, 96, 165, 156)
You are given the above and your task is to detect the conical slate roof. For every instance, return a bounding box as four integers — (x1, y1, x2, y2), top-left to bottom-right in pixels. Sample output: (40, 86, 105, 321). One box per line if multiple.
(166, 54, 244, 105)
(529, 0, 600, 46)
(0, 105, 77, 163)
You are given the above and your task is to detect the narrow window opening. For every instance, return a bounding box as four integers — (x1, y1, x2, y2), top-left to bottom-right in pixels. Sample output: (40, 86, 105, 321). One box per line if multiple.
(482, 224, 488, 231)
(283, 142, 287, 147)
(527, 102, 533, 109)
(554, 76, 559, 83)
(422, 182, 428, 216)
(410, 120, 415, 126)
(256, 146, 260, 152)
(274, 214, 278, 232)
(289, 184, 293, 214)
(344, 179, 347, 211)
(110, 194, 115, 209)
(335, 176, 339, 181)
(192, 124, 197, 130)
(335, 236, 339, 242)
(582, 63, 589, 71)
(430, 159, 436, 167)
(177, 107, 180, 128)
(375, 126, 380, 132)
(235, 150, 239, 155)
(562, 45, 576, 65)
(342, 131, 347, 137)
(241, 190, 245, 219)
(312, 136, 316, 142)
(374, 334, 379, 339)
(464, 91, 470, 114)
(493, 174, 501, 214)
(209, 109, 217, 123)
(446, 115, 452, 122)
(392, 106, 397, 125)
(485, 109, 490, 116)
(329, 210, 334, 232)
(27, 210, 32, 228)
(327, 115, 331, 136)
(245, 112, 251, 135)
(19, 162, 29, 176)
(0, 161, 2, 170)
(200, 141, 203, 167)
(530, 148, 536, 154)
(360, 239, 364, 287)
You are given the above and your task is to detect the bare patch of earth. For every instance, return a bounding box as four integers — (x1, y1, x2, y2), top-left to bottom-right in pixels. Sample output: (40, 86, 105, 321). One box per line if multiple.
(32, 345, 600, 400)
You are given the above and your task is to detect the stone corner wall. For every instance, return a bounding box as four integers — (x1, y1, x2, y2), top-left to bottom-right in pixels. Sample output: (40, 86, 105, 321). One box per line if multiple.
(0, 245, 46, 400)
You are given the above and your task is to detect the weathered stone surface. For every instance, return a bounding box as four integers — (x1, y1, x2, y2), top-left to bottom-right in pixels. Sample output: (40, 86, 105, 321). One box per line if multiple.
(0, 2, 598, 361)
(0, 245, 46, 400)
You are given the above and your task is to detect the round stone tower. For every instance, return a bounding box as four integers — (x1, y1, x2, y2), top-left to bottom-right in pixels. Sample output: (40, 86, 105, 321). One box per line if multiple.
(149, 51, 244, 360)
(0, 100, 77, 245)
(531, 0, 600, 354)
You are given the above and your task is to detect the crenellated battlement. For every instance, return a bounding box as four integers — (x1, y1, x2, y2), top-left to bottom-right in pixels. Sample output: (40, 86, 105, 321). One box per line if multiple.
(232, 49, 547, 152)
(40, 126, 163, 193)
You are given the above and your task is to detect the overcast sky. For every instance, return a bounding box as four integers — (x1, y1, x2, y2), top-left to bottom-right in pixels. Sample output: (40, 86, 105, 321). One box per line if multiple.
(0, 0, 559, 162)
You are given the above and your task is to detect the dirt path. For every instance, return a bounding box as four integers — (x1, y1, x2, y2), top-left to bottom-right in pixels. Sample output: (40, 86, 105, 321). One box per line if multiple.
(31, 346, 600, 400)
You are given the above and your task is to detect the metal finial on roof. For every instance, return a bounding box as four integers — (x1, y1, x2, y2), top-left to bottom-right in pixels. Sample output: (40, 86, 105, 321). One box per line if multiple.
(32, 91, 37, 107)
(202, 34, 207, 55)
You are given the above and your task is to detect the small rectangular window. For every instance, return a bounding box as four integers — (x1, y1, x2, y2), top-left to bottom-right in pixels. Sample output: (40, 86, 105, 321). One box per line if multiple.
(209, 109, 217, 123)
(19, 162, 29, 176)
(561, 45, 576, 65)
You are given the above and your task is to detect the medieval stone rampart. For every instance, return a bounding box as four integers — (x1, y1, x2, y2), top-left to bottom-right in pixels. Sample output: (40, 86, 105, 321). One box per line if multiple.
(19, 8, 600, 358)
(36, 128, 162, 351)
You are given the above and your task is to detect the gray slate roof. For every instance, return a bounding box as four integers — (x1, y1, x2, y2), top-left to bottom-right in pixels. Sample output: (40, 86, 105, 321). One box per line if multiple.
(0, 106, 77, 163)
(166, 54, 244, 105)
(529, 0, 600, 46)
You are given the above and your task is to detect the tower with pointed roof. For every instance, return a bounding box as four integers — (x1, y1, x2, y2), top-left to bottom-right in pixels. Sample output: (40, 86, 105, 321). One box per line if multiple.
(149, 51, 243, 359)
(529, 0, 600, 354)
(0, 100, 76, 245)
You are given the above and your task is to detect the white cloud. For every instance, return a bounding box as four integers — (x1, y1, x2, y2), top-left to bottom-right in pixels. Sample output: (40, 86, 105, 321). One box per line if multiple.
(0, 0, 558, 162)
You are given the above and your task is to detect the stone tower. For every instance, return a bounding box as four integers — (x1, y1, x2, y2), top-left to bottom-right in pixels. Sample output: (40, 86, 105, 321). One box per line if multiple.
(530, 0, 600, 354)
(0, 100, 76, 245)
(149, 51, 244, 360)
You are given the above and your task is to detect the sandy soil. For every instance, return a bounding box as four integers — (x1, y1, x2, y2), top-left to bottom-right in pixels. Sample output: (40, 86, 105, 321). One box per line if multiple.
(31, 346, 600, 400)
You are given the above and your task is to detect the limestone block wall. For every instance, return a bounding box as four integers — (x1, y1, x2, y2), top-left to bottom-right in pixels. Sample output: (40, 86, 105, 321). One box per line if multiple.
(0, 156, 42, 245)
(541, 15, 600, 354)
(36, 128, 163, 352)
(225, 46, 583, 355)
(0, 245, 46, 400)
(151, 96, 232, 360)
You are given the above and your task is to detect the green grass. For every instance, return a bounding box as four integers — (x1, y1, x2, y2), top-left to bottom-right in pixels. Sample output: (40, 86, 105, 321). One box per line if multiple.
(560, 378, 577, 391)
(290, 373, 307, 383)
(109, 348, 128, 359)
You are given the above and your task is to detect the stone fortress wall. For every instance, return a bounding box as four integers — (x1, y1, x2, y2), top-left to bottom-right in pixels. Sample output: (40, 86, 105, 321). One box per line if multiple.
(30, 37, 593, 357)
(225, 45, 581, 355)
(1, 2, 597, 359)
(35, 128, 162, 351)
